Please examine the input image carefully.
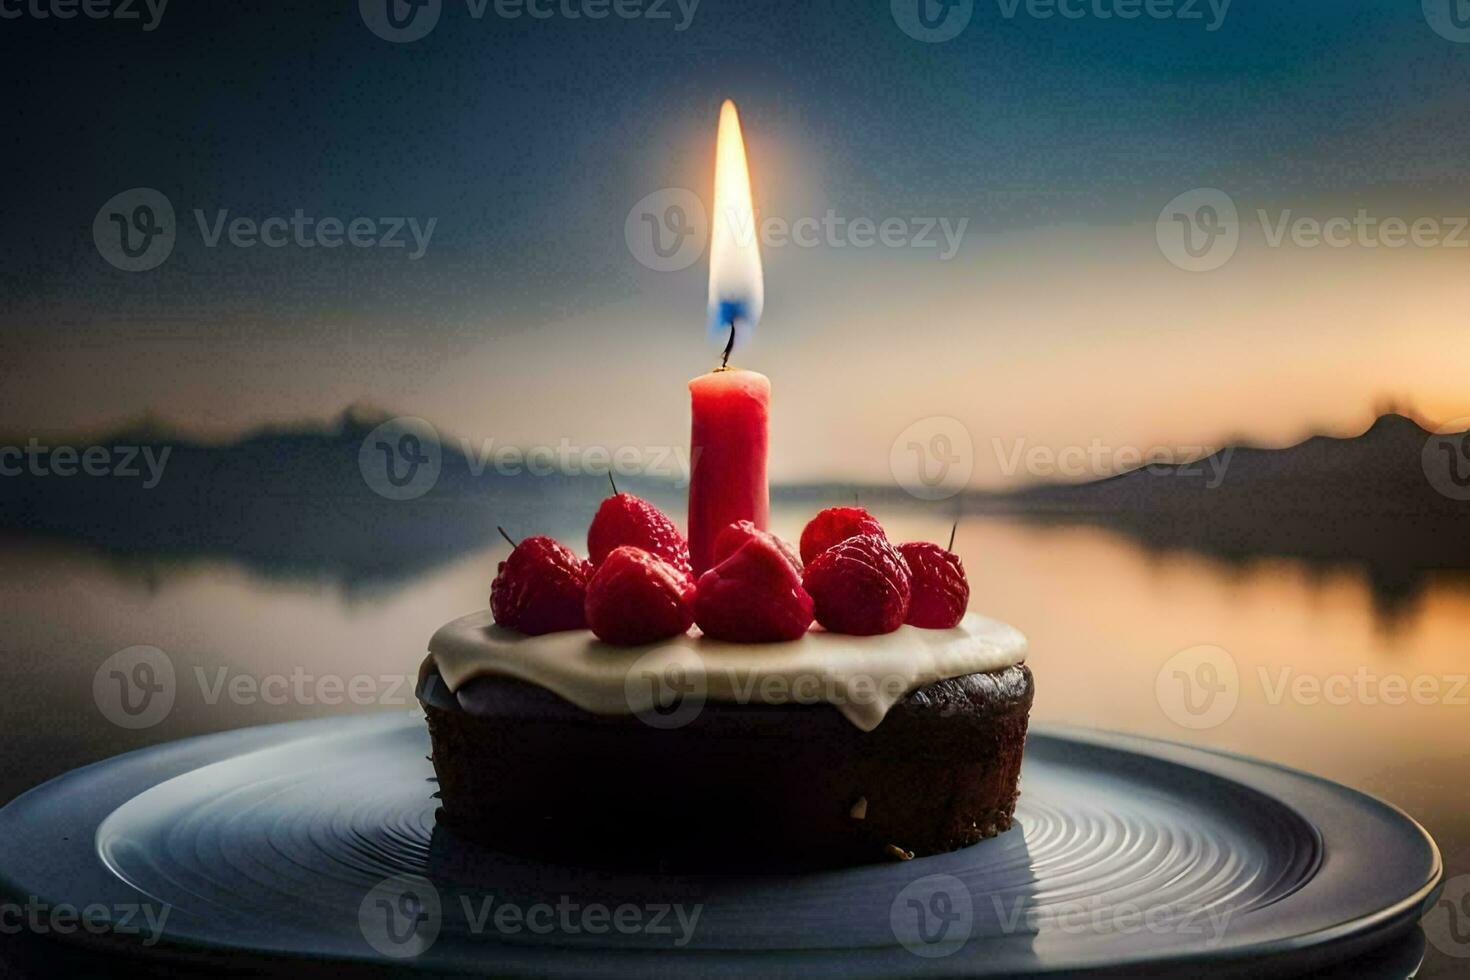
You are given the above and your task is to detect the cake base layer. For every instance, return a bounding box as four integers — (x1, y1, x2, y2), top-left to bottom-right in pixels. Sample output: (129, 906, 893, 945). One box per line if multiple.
(418, 663, 1034, 869)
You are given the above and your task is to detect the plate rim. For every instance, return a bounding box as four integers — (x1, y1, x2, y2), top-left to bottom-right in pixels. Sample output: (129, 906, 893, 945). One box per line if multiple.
(0, 714, 1444, 977)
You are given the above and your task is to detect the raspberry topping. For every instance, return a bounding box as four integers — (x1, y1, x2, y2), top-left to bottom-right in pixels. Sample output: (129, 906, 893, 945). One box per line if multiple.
(588, 493, 692, 578)
(798, 507, 885, 565)
(490, 536, 593, 635)
(584, 546, 695, 646)
(802, 533, 912, 636)
(695, 524, 813, 642)
(898, 541, 970, 629)
(713, 519, 803, 572)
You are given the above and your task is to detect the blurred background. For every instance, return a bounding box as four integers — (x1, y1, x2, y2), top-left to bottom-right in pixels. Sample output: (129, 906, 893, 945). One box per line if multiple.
(2, 0, 1469, 975)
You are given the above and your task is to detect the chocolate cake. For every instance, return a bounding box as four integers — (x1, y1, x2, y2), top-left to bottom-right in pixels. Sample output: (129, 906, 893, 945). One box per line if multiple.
(417, 618, 1033, 869)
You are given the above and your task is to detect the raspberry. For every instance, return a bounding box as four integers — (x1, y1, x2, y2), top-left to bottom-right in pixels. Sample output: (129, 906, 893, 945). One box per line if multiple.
(713, 519, 803, 572)
(798, 507, 885, 566)
(584, 546, 695, 646)
(898, 542, 970, 629)
(588, 493, 692, 578)
(802, 533, 911, 636)
(490, 536, 592, 635)
(695, 525, 813, 642)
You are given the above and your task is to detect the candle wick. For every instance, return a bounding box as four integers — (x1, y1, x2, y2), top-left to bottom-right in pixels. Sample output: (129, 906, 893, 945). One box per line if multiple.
(720, 322, 736, 370)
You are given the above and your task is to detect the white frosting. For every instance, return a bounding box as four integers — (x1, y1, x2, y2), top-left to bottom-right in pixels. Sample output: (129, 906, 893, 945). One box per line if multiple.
(427, 612, 1027, 732)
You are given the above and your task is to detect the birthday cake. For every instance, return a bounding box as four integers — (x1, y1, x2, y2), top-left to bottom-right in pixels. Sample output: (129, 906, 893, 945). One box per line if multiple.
(417, 498, 1033, 868)
(416, 101, 1031, 867)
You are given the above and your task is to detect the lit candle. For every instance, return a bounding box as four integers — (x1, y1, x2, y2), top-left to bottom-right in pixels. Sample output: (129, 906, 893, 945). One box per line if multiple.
(688, 100, 769, 576)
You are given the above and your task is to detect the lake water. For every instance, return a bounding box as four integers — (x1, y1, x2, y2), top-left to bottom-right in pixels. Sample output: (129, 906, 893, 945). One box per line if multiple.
(0, 503, 1465, 976)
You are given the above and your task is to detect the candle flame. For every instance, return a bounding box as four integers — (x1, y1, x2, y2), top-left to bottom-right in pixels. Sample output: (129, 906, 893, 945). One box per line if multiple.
(708, 100, 764, 352)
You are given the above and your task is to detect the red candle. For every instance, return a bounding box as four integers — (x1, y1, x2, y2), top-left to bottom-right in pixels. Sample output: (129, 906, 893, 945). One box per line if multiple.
(688, 368, 770, 575)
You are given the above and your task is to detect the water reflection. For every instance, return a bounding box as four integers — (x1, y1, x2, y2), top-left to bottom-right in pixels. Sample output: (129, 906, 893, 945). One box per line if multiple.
(0, 495, 1466, 975)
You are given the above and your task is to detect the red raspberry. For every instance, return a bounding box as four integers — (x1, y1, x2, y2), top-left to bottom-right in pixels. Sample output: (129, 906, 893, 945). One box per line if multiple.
(490, 536, 592, 635)
(713, 519, 803, 572)
(588, 493, 692, 578)
(798, 507, 885, 566)
(898, 542, 970, 629)
(584, 546, 695, 646)
(802, 533, 911, 636)
(695, 525, 813, 643)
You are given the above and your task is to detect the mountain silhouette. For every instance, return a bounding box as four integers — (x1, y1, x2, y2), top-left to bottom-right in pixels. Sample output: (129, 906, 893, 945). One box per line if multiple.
(1001, 414, 1470, 611)
(0, 410, 623, 590)
(3, 410, 1467, 608)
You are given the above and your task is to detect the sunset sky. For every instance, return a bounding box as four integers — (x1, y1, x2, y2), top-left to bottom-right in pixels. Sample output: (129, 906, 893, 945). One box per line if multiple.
(4, 0, 1469, 487)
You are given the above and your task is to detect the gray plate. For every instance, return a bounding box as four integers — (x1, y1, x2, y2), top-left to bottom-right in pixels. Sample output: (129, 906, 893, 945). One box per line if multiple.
(0, 714, 1442, 977)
